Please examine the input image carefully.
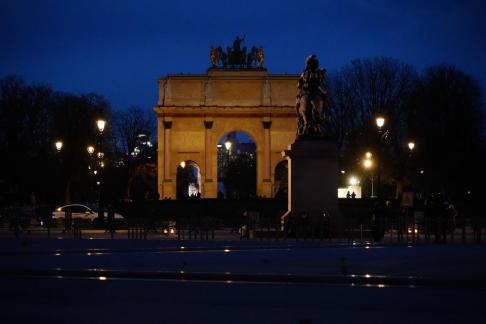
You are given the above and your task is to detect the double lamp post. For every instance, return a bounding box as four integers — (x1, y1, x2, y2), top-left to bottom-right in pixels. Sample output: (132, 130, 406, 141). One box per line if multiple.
(360, 116, 416, 199)
(54, 118, 107, 218)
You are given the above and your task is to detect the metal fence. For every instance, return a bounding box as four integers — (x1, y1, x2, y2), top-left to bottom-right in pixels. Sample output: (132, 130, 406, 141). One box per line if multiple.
(1, 199, 484, 243)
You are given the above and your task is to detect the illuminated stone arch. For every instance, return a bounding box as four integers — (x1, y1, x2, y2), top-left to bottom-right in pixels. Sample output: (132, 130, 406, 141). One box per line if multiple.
(176, 160, 202, 199)
(155, 69, 298, 199)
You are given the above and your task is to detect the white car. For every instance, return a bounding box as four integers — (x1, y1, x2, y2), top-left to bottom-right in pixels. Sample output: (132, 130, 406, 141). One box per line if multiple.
(52, 204, 124, 223)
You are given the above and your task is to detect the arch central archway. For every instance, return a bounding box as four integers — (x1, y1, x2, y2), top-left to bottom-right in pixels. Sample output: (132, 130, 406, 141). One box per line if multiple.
(217, 131, 256, 199)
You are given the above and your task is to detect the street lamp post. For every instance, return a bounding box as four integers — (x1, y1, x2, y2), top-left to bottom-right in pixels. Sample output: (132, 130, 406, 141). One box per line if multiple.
(224, 140, 232, 151)
(96, 118, 106, 224)
(87, 145, 95, 202)
(375, 116, 386, 199)
(408, 141, 415, 152)
(87, 145, 95, 170)
(54, 140, 64, 203)
(407, 140, 416, 192)
(376, 116, 385, 131)
(55, 140, 63, 152)
(363, 152, 375, 198)
(223, 140, 232, 198)
(224, 140, 232, 171)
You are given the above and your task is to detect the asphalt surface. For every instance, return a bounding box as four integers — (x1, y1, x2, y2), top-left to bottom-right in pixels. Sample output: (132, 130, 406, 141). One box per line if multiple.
(1, 276, 485, 324)
(1, 239, 486, 323)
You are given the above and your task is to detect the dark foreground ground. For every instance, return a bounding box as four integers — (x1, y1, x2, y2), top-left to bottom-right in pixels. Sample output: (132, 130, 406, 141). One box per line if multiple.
(1, 239, 485, 323)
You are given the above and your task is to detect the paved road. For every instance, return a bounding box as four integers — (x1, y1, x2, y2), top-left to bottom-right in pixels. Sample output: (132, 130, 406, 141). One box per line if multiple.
(1, 276, 485, 324)
(2, 241, 486, 279)
(2, 239, 486, 323)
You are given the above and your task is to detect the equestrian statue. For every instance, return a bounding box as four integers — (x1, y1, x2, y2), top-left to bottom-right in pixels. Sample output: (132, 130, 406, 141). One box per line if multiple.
(209, 36, 264, 69)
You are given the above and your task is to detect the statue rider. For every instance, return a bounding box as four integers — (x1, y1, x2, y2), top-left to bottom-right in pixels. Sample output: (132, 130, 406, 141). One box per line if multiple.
(233, 35, 245, 53)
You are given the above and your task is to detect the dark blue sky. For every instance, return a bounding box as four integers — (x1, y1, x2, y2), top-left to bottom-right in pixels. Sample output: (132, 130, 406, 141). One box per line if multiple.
(1, 0, 485, 111)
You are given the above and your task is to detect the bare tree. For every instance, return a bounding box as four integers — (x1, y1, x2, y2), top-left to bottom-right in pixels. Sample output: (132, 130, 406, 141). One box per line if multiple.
(406, 64, 484, 196)
(327, 57, 417, 187)
(115, 106, 155, 156)
(115, 106, 157, 200)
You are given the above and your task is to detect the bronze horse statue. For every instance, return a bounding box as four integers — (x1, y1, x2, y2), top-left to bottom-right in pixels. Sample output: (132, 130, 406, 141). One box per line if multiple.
(209, 38, 264, 69)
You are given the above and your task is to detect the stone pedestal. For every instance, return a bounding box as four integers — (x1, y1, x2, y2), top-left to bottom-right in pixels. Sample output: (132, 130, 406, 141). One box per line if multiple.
(281, 139, 340, 226)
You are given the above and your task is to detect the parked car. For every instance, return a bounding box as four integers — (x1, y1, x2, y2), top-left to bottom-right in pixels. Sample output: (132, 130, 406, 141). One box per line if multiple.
(52, 204, 124, 224)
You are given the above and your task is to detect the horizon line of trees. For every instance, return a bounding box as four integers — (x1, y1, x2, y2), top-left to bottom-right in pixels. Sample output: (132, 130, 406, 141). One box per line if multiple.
(326, 57, 485, 201)
(1, 55, 485, 206)
(0, 75, 156, 206)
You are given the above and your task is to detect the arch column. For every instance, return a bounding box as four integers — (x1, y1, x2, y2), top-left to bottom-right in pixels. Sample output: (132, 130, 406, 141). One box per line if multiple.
(204, 119, 217, 198)
(162, 119, 176, 199)
(261, 119, 273, 197)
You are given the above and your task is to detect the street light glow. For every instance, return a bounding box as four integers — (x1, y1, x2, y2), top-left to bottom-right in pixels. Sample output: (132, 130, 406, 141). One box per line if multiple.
(363, 159, 373, 169)
(349, 176, 359, 186)
(375, 116, 385, 128)
(55, 140, 63, 152)
(96, 119, 106, 133)
(224, 140, 232, 150)
(87, 145, 95, 155)
(365, 152, 372, 159)
(408, 141, 415, 151)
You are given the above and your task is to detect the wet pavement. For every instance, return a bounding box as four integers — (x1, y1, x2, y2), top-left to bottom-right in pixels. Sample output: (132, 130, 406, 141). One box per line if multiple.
(1, 238, 486, 323)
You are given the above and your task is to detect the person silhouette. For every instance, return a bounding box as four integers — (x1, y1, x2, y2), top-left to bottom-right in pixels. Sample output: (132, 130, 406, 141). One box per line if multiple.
(351, 191, 356, 199)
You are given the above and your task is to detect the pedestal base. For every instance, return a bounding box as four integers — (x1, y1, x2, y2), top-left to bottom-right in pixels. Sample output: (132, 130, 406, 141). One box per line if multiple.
(281, 139, 340, 228)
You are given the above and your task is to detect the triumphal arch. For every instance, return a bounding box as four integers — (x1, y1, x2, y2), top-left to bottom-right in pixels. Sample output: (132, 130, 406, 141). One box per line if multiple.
(154, 38, 299, 199)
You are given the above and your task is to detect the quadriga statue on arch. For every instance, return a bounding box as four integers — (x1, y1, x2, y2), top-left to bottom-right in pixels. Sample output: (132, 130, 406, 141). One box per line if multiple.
(295, 54, 328, 139)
